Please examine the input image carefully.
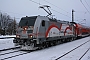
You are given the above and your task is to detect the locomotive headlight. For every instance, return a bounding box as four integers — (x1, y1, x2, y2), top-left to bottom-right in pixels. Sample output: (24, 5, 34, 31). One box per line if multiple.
(16, 35, 20, 38)
(30, 35, 33, 38)
(28, 35, 33, 38)
(24, 28, 27, 30)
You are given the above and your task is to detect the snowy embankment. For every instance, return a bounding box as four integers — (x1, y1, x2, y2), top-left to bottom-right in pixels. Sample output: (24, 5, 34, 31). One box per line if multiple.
(0, 38, 14, 50)
(0, 36, 90, 60)
(0, 35, 15, 50)
(0, 35, 15, 38)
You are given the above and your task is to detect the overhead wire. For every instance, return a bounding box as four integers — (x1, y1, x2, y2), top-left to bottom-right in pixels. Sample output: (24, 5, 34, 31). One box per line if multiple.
(85, 0, 90, 9)
(43, 0, 69, 14)
(29, 0, 71, 18)
(50, 8, 71, 18)
(80, 0, 90, 14)
(29, 0, 42, 5)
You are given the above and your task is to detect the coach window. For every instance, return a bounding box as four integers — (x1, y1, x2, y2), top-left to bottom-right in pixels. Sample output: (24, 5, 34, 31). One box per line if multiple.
(42, 20, 45, 27)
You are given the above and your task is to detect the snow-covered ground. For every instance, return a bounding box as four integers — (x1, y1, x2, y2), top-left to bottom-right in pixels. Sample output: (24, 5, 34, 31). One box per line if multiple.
(0, 35, 15, 50)
(0, 35, 15, 38)
(0, 38, 15, 50)
(0, 35, 90, 60)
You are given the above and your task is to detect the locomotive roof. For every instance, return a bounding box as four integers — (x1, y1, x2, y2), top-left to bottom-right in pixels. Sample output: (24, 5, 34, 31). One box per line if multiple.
(57, 20, 69, 24)
(21, 15, 70, 24)
(21, 16, 37, 19)
(48, 17, 69, 24)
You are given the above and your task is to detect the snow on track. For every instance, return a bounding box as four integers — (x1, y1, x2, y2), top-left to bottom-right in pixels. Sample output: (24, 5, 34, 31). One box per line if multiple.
(0, 50, 30, 60)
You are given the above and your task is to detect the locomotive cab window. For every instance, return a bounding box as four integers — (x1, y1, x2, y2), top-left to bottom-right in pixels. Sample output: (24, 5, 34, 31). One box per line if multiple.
(42, 20, 45, 27)
(19, 16, 37, 27)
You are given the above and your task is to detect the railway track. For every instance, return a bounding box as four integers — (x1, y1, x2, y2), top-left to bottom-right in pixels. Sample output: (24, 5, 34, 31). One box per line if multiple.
(0, 50, 20, 56)
(0, 51, 31, 60)
(0, 46, 20, 52)
(55, 39, 90, 60)
(79, 47, 90, 60)
(0, 48, 31, 60)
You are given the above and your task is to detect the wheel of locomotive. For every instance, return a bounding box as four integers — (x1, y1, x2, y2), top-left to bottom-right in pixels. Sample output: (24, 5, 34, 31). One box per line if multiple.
(45, 42, 49, 48)
(69, 38, 72, 42)
(68, 38, 72, 42)
(74, 37, 76, 40)
(56, 40, 59, 45)
(53, 41, 56, 46)
(66, 38, 69, 42)
(30, 43, 35, 47)
(71, 37, 74, 41)
(48, 41, 51, 47)
(26, 40, 30, 46)
(50, 41, 54, 46)
(59, 40, 62, 44)
(42, 42, 47, 49)
(14, 43, 19, 46)
(55, 40, 59, 45)
(61, 39, 66, 43)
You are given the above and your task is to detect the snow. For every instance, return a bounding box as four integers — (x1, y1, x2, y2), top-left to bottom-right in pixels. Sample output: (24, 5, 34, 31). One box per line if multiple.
(0, 38, 15, 50)
(0, 35, 16, 50)
(0, 35, 15, 38)
(58, 38, 90, 60)
(0, 35, 90, 60)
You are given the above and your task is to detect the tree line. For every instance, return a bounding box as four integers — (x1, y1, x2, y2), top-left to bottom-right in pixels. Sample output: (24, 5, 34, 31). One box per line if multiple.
(0, 12, 18, 35)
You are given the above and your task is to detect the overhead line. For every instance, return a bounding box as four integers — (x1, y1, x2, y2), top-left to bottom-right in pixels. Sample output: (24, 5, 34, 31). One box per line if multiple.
(43, 0, 69, 14)
(80, 0, 90, 14)
(29, 0, 42, 5)
(29, 0, 71, 18)
(51, 8, 71, 18)
(85, 0, 90, 9)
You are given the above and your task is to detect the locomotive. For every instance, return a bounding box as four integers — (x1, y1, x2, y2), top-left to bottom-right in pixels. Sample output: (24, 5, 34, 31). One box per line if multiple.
(13, 5, 90, 50)
(13, 15, 90, 50)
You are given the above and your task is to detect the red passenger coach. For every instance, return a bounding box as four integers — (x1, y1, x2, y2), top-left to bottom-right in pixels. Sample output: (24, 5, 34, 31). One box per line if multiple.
(74, 23, 90, 38)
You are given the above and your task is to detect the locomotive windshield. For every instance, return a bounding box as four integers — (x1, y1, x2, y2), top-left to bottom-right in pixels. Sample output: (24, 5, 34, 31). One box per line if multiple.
(19, 16, 37, 27)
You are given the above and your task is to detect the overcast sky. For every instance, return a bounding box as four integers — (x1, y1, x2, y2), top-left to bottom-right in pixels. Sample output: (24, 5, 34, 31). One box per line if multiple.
(0, 0, 90, 26)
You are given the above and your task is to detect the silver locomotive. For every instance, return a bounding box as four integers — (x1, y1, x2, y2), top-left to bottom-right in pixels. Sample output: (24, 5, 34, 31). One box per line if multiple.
(13, 15, 76, 50)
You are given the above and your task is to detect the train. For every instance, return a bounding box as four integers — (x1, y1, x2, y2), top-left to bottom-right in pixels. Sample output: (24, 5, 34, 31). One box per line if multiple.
(13, 15, 90, 50)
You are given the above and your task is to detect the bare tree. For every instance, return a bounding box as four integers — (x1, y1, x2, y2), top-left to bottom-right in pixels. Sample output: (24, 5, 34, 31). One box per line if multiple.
(0, 12, 17, 35)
